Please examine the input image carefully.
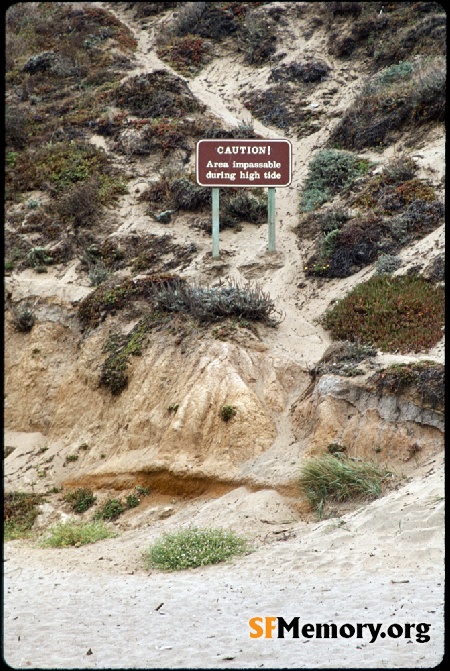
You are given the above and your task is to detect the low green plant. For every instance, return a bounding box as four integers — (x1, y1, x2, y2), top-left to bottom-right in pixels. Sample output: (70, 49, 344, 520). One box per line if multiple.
(93, 498, 124, 521)
(100, 311, 170, 395)
(321, 275, 445, 352)
(4, 492, 45, 540)
(220, 405, 237, 422)
(143, 526, 249, 571)
(63, 488, 97, 514)
(367, 61, 415, 92)
(299, 454, 392, 515)
(64, 454, 79, 463)
(39, 520, 116, 547)
(6, 151, 18, 167)
(135, 485, 149, 496)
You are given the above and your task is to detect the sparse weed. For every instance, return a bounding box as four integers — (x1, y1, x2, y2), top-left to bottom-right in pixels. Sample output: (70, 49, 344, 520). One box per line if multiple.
(328, 56, 445, 150)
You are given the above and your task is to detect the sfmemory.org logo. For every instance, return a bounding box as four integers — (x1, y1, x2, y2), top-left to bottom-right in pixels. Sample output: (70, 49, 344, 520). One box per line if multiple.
(249, 617, 431, 643)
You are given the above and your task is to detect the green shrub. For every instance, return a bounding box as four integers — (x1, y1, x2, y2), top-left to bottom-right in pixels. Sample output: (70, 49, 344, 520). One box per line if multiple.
(125, 494, 140, 509)
(140, 173, 211, 213)
(300, 149, 369, 212)
(237, 18, 277, 65)
(4, 492, 45, 540)
(157, 36, 208, 76)
(63, 488, 96, 514)
(375, 254, 402, 275)
(152, 279, 283, 325)
(328, 56, 445, 150)
(367, 61, 415, 92)
(114, 71, 203, 118)
(93, 498, 124, 521)
(143, 526, 249, 571)
(220, 405, 237, 422)
(381, 153, 418, 184)
(52, 177, 101, 227)
(243, 87, 295, 131)
(299, 454, 392, 515)
(321, 275, 445, 352)
(304, 212, 388, 278)
(88, 261, 110, 286)
(269, 60, 330, 84)
(5, 106, 28, 148)
(40, 520, 116, 547)
(11, 305, 35, 332)
(26, 247, 51, 268)
(169, 2, 206, 37)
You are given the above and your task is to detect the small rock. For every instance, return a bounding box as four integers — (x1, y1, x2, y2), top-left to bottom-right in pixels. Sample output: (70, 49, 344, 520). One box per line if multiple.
(158, 506, 174, 519)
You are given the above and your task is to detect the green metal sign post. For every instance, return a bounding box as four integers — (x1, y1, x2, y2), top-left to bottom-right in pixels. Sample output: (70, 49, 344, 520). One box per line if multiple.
(212, 187, 220, 258)
(268, 187, 276, 253)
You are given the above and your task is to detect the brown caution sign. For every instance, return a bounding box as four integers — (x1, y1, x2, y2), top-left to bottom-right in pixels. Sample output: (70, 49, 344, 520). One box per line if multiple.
(196, 139, 292, 187)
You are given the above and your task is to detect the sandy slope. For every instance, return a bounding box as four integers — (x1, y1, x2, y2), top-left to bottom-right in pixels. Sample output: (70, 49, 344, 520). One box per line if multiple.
(4, 3, 445, 669)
